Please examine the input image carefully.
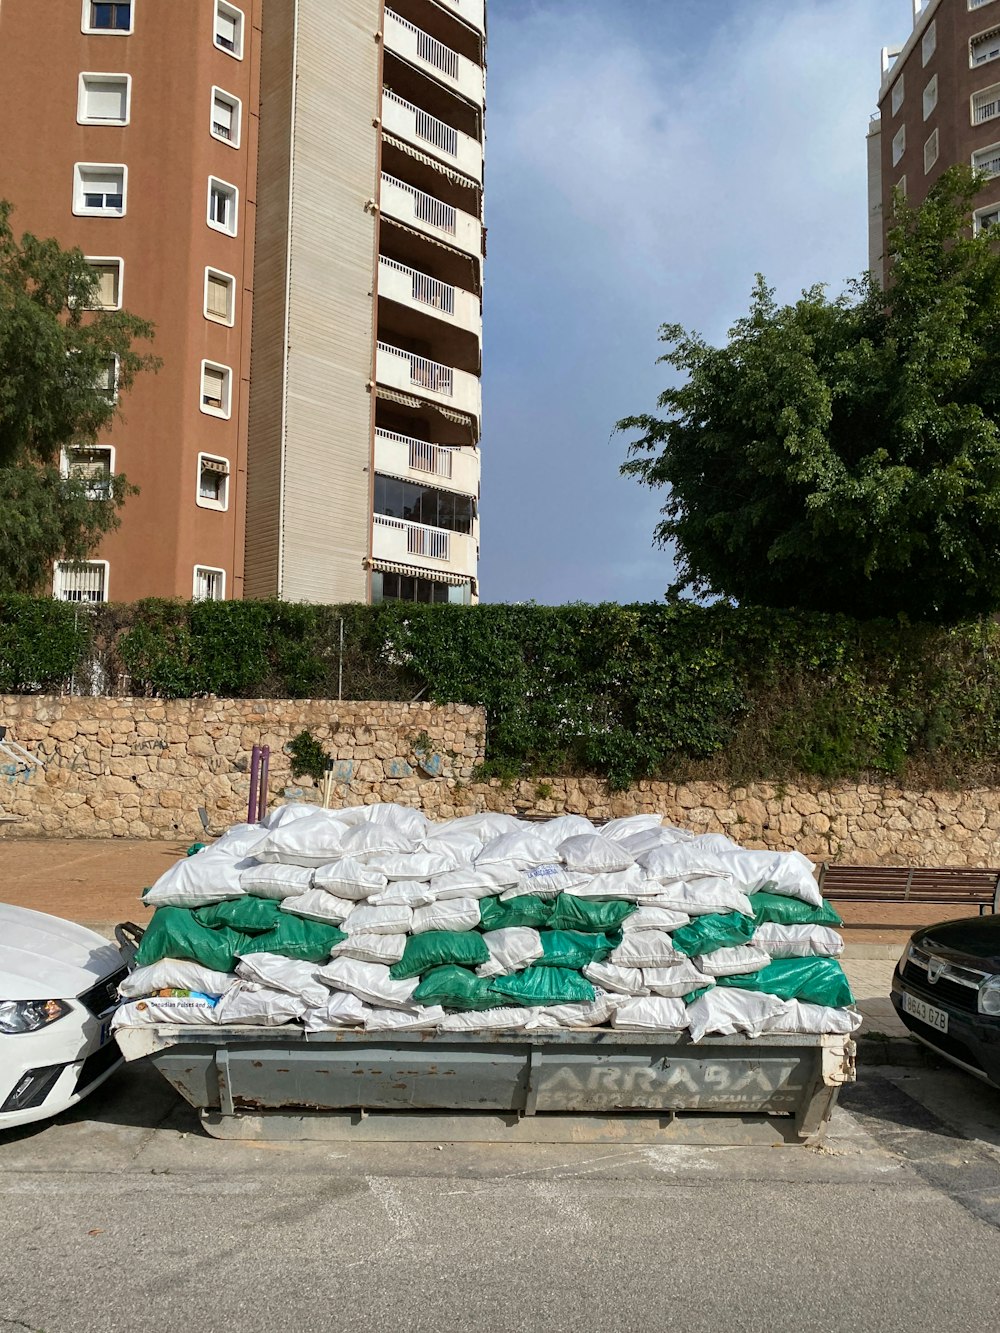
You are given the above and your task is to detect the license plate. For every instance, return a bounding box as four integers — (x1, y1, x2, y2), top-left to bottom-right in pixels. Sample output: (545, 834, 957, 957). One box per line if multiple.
(902, 992, 949, 1033)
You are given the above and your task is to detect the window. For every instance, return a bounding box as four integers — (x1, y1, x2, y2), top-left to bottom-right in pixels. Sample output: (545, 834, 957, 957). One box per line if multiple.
(924, 74, 938, 120)
(373, 474, 475, 534)
(974, 202, 1000, 232)
(210, 88, 241, 146)
(84, 258, 122, 309)
(891, 75, 904, 116)
(193, 566, 226, 600)
(214, 2, 244, 58)
(197, 454, 230, 510)
(54, 561, 108, 603)
(972, 0, 998, 10)
(973, 142, 1000, 176)
(63, 447, 114, 499)
(204, 268, 236, 325)
(922, 19, 937, 66)
(200, 360, 232, 417)
(82, 1, 132, 33)
(973, 82, 1000, 123)
(207, 177, 238, 235)
(78, 73, 130, 125)
(371, 571, 470, 605)
(972, 27, 1000, 67)
(897, 175, 907, 199)
(892, 124, 906, 167)
(96, 356, 119, 401)
(73, 163, 126, 216)
(924, 128, 940, 173)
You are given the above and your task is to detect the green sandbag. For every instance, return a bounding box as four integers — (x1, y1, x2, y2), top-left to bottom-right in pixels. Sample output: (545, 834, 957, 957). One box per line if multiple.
(135, 907, 251, 972)
(240, 915, 347, 963)
(547, 894, 635, 932)
(412, 965, 500, 1012)
(536, 929, 619, 970)
(671, 912, 756, 958)
(749, 892, 843, 928)
(487, 965, 596, 1008)
(478, 895, 553, 932)
(390, 931, 491, 980)
(718, 957, 855, 1007)
(195, 897, 284, 933)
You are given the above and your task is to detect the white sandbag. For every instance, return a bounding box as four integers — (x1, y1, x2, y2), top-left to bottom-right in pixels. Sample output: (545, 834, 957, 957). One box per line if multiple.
(752, 923, 844, 958)
(342, 903, 413, 935)
(760, 1001, 862, 1036)
(583, 961, 649, 996)
(265, 802, 319, 828)
(638, 842, 730, 884)
(436, 812, 523, 842)
(476, 927, 543, 979)
(312, 857, 388, 900)
(338, 821, 416, 861)
(696, 945, 771, 978)
(119, 959, 237, 1000)
(622, 905, 690, 932)
(234, 953, 329, 1008)
(255, 812, 351, 866)
(363, 802, 430, 840)
(421, 827, 483, 865)
(366, 850, 458, 881)
(329, 932, 407, 965)
(529, 814, 597, 847)
(710, 847, 823, 908)
(364, 1006, 447, 1032)
(525, 990, 619, 1029)
(317, 957, 419, 1010)
(650, 881, 755, 918)
(558, 833, 635, 874)
(240, 863, 314, 900)
(477, 830, 564, 870)
(279, 888, 354, 925)
(618, 826, 696, 857)
(562, 865, 660, 901)
(686, 987, 790, 1043)
(612, 996, 688, 1031)
(411, 897, 480, 934)
(501, 865, 591, 900)
(642, 960, 714, 998)
(428, 866, 517, 901)
(367, 880, 436, 908)
(209, 822, 271, 857)
(610, 930, 681, 969)
(689, 832, 743, 854)
(214, 982, 308, 1026)
(143, 846, 251, 907)
(438, 1007, 532, 1031)
(600, 814, 663, 842)
(112, 995, 218, 1028)
(302, 991, 370, 1030)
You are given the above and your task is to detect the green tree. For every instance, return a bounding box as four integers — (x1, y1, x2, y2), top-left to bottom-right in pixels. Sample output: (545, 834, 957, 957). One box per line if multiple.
(618, 166, 1000, 622)
(0, 200, 158, 594)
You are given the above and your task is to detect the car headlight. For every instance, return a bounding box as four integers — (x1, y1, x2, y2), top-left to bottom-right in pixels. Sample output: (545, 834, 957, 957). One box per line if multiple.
(0, 999, 72, 1035)
(978, 979, 1000, 1017)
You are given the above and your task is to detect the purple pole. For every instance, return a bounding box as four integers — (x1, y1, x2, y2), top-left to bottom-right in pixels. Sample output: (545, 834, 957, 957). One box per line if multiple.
(247, 744, 261, 823)
(257, 746, 270, 822)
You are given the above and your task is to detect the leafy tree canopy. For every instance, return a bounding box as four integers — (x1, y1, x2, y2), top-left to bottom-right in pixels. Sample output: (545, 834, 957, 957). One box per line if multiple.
(0, 200, 158, 594)
(618, 167, 1000, 622)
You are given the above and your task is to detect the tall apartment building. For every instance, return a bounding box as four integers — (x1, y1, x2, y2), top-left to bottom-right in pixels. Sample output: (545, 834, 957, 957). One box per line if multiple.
(869, 0, 1000, 286)
(0, 0, 485, 607)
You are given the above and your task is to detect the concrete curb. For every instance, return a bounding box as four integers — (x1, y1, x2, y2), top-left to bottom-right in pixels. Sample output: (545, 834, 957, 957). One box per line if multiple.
(856, 1033, 938, 1068)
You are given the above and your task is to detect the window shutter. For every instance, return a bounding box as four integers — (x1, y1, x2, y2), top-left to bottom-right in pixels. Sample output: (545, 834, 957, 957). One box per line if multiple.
(216, 11, 237, 45)
(94, 263, 118, 307)
(83, 168, 123, 198)
(203, 366, 226, 407)
(213, 96, 234, 134)
(86, 79, 127, 121)
(207, 274, 230, 318)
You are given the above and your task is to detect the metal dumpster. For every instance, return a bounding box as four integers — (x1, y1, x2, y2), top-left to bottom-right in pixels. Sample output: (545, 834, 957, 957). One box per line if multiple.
(116, 1025, 855, 1146)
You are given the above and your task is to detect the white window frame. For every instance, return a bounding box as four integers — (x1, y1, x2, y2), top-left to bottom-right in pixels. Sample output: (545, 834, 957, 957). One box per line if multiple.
(61, 444, 116, 499)
(210, 86, 242, 148)
(923, 19, 937, 66)
(924, 74, 938, 121)
(896, 175, 907, 200)
(203, 267, 236, 326)
(83, 256, 124, 310)
(77, 72, 132, 126)
(53, 559, 110, 603)
(207, 176, 239, 236)
(196, 453, 231, 511)
(200, 360, 233, 419)
(73, 163, 127, 218)
(974, 201, 1000, 232)
(214, 2, 245, 60)
(81, 0, 134, 35)
(892, 124, 906, 168)
(891, 75, 905, 116)
(971, 25, 1000, 68)
(193, 565, 227, 600)
(924, 128, 940, 174)
(973, 140, 1000, 177)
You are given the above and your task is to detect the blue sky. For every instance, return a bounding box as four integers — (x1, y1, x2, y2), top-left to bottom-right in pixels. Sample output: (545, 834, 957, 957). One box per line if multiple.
(478, 0, 914, 604)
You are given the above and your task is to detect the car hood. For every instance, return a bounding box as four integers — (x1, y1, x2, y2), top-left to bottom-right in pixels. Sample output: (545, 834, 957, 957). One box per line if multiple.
(913, 915, 1000, 971)
(0, 904, 123, 1001)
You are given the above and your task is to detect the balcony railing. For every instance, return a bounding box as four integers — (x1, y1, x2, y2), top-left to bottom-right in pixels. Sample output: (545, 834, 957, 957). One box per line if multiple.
(382, 173, 456, 235)
(376, 427, 454, 479)
(377, 341, 453, 397)
(386, 9, 460, 81)
(374, 513, 451, 561)
(974, 92, 1000, 124)
(384, 88, 457, 157)
(380, 256, 455, 314)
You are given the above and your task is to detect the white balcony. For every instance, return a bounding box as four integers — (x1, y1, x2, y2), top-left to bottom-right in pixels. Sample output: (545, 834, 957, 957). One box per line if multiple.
(384, 9, 484, 105)
(375, 428, 479, 495)
(378, 256, 480, 336)
(372, 513, 478, 576)
(436, 0, 485, 33)
(376, 341, 481, 423)
(380, 173, 482, 258)
(382, 89, 482, 182)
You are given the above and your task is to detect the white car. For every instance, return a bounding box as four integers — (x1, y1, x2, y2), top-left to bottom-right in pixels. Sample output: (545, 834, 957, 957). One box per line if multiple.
(0, 903, 129, 1130)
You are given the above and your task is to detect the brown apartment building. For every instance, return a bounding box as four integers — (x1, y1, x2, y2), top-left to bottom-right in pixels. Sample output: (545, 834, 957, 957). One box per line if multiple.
(0, 0, 486, 606)
(869, 0, 1000, 285)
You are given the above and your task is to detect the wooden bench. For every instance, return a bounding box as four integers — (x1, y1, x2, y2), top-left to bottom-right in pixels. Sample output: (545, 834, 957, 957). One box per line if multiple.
(818, 864, 1000, 915)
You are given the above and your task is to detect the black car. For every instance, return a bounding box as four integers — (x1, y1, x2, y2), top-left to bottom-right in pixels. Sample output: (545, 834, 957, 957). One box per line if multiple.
(892, 915, 1000, 1088)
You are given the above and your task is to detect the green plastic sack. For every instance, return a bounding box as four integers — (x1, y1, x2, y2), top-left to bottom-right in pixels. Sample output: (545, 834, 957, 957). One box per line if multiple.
(718, 958, 855, 1008)
(671, 912, 756, 958)
(749, 892, 843, 928)
(135, 907, 251, 972)
(478, 895, 552, 932)
(537, 930, 619, 970)
(488, 966, 596, 1008)
(412, 965, 500, 1011)
(240, 915, 347, 963)
(195, 897, 284, 934)
(390, 931, 491, 980)
(546, 894, 635, 933)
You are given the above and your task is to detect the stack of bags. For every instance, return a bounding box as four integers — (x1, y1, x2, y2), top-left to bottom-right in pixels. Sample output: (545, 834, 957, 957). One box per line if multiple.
(113, 804, 861, 1042)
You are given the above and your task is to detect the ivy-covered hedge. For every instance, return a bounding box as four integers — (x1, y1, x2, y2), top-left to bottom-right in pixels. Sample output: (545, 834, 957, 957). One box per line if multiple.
(3, 597, 1000, 789)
